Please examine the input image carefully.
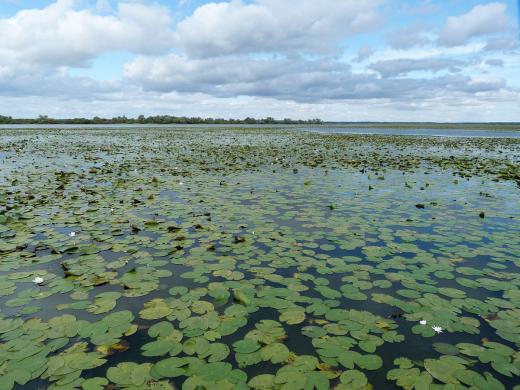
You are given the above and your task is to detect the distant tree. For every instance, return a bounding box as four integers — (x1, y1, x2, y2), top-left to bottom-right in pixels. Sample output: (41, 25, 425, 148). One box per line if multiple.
(0, 115, 13, 123)
(0, 114, 324, 125)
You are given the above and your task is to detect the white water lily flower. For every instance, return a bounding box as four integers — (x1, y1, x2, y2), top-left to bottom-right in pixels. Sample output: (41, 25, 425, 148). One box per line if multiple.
(432, 325, 443, 334)
(32, 276, 44, 284)
(69, 231, 76, 237)
(419, 320, 427, 325)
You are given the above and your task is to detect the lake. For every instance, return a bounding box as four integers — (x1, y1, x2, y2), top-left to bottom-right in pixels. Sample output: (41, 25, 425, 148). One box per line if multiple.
(1, 123, 520, 138)
(0, 127, 519, 389)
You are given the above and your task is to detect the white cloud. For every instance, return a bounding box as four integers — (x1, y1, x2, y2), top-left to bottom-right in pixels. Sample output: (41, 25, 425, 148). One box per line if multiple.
(123, 54, 356, 100)
(388, 24, 432, 49)
(354, 47, 374, 62)
(486, 59, 504, 67)
(2, 87, 519, 122)
(0, 0, 174, 70)
(174, 0, 382, 57)
(400, 0, 439, 16)
(483, 35, 519, 52)
(438, 2, 510, 47)
(123, 53, 507, 104)
(369, 58, 465, 77)
(368, 42, 486, 63)
(0, 0, 518, 121)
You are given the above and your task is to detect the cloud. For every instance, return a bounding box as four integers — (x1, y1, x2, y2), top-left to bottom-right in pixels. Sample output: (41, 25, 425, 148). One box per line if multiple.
(387, 24, 432, 49)
(438, 2, 510, 46)
(485, 59, 504, 67)
(123, 55, 354, 100)
(354, 47, 374, 62)
(0, 0, 518, 122)
(123, 53, 505, 103)
(3, 89, 519, 122)
(400, 0, 439, 15)
(174, 0, 382, 57)
(0, 66, 123, 98)
(0, 0, 174, 70)
(483, 36, 519, 51)
(369, 58, 465, 77)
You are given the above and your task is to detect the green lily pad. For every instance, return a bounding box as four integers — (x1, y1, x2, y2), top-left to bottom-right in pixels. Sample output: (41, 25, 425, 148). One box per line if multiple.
(233, 339, 261, 354)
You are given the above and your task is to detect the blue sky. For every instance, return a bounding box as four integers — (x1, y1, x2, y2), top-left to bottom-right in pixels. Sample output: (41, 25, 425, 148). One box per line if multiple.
(0, 0, 519, 121)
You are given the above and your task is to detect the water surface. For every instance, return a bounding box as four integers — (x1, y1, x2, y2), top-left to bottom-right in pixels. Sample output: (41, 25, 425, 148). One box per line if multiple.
(0, 128, 519, 389)
(1, 123, 519, 138)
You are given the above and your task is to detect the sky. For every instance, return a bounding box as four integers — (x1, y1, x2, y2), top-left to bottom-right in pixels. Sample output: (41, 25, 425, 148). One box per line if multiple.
(0, 0, 519, 121)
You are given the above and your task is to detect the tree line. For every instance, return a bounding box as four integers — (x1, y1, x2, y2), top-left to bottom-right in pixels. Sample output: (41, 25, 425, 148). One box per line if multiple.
(0, 115, 323, 125)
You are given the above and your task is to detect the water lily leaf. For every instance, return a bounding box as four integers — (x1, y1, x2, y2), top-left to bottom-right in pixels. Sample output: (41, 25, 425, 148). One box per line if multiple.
(139, 299, 173, 320)
(315, 285, 341, 299)
(338, 351, 361, 369)
(141, 340, 181, 357)
(235, 351, 263, 368)
(152, 357, 188, 378)
(260, 343, 290, 364)
(107, 362, 139, 386)
(233, 339, 261, 354)
(457, 343, 485, 357)
(82, 377, 108, 390)
(411, 324, 436, 337)
(382, 330, 404, 343)
(233, 289, 252, 305)
(148, 321, 175, 338)
(339, 370, 367, 388)
(302, 326, 327, 338)
(356, 354, 383, 370)
(131, 363, 153, 386)
(248, 374, 275, 389)
(200, 343, 230, 362)
(304, 371, 329, 390)
(275, 369, 306, 388)
(424, 357, 467, 384)
(183, 337, 210, 356)
(438, 287, 466, 299)
(195, 362, 232, 382)
(433, 342, 459, 356)
(279, 309, 306, 325)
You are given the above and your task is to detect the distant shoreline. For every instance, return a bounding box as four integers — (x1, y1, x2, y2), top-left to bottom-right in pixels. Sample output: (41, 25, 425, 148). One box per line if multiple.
(1, 115, 519, 130)
(0, 115, 322, 126)
(323, 122, 520, 131)
(1, 122, 519, 131)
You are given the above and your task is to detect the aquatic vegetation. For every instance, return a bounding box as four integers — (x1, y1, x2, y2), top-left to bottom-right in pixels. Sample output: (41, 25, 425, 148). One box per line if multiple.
(432, 326, 443, 334)
(0, 127, 520, 389)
